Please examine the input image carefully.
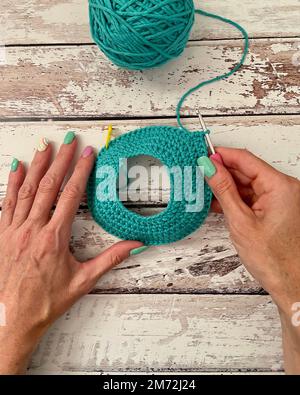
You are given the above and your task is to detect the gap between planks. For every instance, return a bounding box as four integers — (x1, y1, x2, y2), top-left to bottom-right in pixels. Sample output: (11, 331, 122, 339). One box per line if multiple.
(0, 115, 299, 201)
(0, 38, 299, 119)
(1, 0, 300, 45)
(0, 116, 299, 294)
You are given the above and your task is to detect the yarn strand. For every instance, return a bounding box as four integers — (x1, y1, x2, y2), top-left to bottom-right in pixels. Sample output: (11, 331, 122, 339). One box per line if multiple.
(176, 9, 249, 131)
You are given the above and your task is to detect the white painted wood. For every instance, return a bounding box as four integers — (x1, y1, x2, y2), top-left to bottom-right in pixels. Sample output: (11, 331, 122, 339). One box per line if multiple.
(0, 1, 297, 374)
(1, 39, 299, 119)
(72, 211, 257, 294)
(0, 116, 299, 201)
(29, 294, 283, 373)
(0, 116, 298, 293)
(1, 0, 299, 45)
(28, 370, 284, 375)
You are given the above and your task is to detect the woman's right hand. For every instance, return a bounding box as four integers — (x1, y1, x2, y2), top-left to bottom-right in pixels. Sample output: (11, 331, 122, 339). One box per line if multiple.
(199, 147, 300, 374)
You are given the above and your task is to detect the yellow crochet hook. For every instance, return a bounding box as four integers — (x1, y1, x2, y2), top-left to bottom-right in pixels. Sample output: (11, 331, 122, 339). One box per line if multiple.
(105, 124, 113, 149)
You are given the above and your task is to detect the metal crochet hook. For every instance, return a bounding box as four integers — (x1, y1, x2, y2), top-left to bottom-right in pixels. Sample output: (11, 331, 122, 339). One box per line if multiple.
(198, 111, 223, 164)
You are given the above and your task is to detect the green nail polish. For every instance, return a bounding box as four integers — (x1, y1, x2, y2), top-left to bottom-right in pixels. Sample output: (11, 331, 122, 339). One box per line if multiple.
(197, 156, 216, 178)
(130, 246, 148, 256)
(64, 131, 76, 145)
(11, 158, 19, 172)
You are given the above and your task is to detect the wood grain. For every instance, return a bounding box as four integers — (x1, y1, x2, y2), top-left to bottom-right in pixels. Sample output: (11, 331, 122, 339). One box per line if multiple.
(1, 0, 300, 45)
(29, 371, 283, 375)
(0, 0, 298, 375)
(1, 116, 299, 202)
(72, 210, 259, 294)
(0, 116, 299, 294)
(0, 39, 299, 119)
(29, 294, 283, 373)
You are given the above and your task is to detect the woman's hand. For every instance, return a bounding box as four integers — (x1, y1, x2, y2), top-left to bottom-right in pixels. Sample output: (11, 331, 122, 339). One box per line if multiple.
(0, 133, 142, 374)
(199, 147, 300, 374)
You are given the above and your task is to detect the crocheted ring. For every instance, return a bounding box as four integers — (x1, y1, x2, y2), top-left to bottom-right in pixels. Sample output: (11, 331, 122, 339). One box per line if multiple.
(87, 126, 212, 245)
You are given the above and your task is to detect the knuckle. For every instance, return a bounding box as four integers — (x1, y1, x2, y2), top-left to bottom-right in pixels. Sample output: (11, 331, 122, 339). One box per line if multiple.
(39, 173, 58, 193)
(2, 197, 15, 212)
(75, 161, 85, 173)
(43, 227, 58, 247)
(214, 177, 233, 196)
(13, 225, 33, 258)
(18, 183, 36, 201)
(63, 182, 81, 200)
(109, 251, 123, 267)
(20, 226, 32, 243)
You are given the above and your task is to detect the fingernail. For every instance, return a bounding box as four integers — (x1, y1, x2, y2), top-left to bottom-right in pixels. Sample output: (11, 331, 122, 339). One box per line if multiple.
(197, 156, 216, 178)
(81, 146, 94, 158)
(37, 137, 49, 152)
(11, 158, 19, 172)
(64, 131, 76, 145)
(130, 246, 148, 256)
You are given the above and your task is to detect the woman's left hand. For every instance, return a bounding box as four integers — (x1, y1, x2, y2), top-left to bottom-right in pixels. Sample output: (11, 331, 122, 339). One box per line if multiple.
(0, 133, 142, 374)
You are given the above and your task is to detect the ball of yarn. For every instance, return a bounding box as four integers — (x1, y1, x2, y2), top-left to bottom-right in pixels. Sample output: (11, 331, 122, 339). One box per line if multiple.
(87, 126, 212, 245)
(89, 0, 195, 70)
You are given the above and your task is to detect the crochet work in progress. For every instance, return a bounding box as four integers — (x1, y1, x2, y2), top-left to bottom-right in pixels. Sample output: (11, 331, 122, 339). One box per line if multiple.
(87, 126, 212, 245)
(87, 1, 249, 245)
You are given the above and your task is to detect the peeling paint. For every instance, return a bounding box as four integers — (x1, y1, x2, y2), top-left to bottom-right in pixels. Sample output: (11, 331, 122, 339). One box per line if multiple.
(29, 294, 283, 373)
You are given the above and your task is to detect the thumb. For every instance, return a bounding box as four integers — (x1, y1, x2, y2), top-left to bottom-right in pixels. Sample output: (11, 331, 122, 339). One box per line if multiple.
(198, 156, 251, 218)
(79, 241, 146, 284)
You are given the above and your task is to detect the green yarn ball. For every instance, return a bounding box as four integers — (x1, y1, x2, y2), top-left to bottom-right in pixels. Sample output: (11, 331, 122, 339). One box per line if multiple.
(89, 0, 195, 70)
(87, 126, 212, 246)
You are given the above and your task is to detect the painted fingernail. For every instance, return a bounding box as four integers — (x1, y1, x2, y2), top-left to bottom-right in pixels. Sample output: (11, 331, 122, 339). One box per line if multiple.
(81, 146, 94, 158)
(37, 137, 49, 152)
(11, 158, 19, 172)
(197, 156, 216, 178)
(64, 131, 76, 145)
(130, 246, 148, 256)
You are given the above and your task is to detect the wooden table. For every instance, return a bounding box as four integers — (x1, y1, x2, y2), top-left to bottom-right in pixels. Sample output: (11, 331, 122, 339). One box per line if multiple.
(0, 0, 299, 374)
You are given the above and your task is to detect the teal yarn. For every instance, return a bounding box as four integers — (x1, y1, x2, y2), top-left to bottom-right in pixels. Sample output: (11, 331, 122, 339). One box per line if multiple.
(176, 9, 249, 130)
(87, 6, 249, 245)
(87, 126, 212, 245)
(89, 0, 195, 70)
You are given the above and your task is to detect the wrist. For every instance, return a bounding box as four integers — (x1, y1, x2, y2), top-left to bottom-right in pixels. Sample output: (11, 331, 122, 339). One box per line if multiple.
(0, 299, 52, 374)
(277, 304, 300, 374)
(0, 327, 42, 375)
(279, 307, 300, 340)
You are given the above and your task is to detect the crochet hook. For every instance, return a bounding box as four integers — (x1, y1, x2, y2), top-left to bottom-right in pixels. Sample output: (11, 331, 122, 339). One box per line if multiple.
(198, 112, 223, 165)
(105, 124, 113, 149)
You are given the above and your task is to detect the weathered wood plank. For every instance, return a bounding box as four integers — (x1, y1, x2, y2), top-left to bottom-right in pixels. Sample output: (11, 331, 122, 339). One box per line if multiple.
(0, 115, 299, 202)
(72, 210, 260, 294)
(29, 294, 283, 373)
(1, 0, 299, 45)
(1, 39, 299, 119)
(29, 370, 283, 375)
(0, 116, 299, 294)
